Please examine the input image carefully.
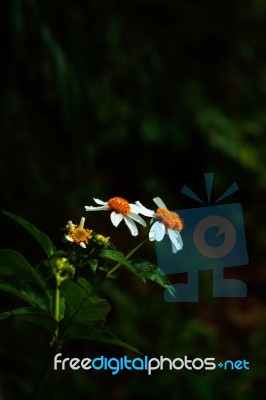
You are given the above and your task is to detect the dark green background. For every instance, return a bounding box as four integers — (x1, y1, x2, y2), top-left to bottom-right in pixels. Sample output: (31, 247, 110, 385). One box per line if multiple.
(1, 0, 265, 399)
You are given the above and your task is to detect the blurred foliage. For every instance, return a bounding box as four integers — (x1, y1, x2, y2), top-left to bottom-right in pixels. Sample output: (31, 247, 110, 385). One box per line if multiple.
(1, 0, 266, 399)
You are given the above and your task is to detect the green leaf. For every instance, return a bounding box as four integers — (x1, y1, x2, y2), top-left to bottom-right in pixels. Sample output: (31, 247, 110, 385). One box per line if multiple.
(3, 211, 56, 257)
(130, 259, 168, 283)
(65, 323, 140, 354)
(99, 249, 134, 270)
(77, 277, 95, 295)
(0, 249, 47, 290)
(0, 306, 57, 332)
(0, 281, 50, 311)
(59, 279, 110, 325)
(99, 249, 175, 296)
(131, 260, 176, 297)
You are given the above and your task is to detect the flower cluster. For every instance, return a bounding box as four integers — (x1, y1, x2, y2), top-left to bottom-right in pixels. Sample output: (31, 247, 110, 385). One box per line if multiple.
(65, 196, 183, 254)
(0, 194, 184, 400)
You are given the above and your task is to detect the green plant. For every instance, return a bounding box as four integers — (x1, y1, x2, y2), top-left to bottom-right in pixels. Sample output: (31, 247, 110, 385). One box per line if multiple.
(0, 196, 182, 398)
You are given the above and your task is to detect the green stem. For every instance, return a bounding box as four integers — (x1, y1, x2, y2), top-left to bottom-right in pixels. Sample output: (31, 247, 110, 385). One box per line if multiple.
(107, 237, 148, 278)
(54, 284, 60, 336)
(50, 282, 60, 347)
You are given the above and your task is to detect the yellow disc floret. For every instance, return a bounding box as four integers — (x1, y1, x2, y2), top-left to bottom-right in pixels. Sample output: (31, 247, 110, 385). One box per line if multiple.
(107, 197, 131, 214)
(68, 226, 92, 245)
(155, 208, 183, 231)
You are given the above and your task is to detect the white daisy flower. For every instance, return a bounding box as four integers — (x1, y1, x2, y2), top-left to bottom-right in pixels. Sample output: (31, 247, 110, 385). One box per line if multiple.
(85, 197, 151, 236)
(65, 217, 92, 248)
(147, 197, 183, 253)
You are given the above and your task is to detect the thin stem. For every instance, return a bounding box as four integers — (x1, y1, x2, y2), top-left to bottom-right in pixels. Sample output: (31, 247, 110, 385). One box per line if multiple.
(107, 237, 148, 278)
(54, 284, 60, 339)
(49, 280, 61, 347)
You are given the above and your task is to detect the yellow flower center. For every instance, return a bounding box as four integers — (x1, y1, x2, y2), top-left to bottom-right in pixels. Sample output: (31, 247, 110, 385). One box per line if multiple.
(69, 227, 92, 244)
(107, 197, 130, 214)
(155, 208, 183, 231)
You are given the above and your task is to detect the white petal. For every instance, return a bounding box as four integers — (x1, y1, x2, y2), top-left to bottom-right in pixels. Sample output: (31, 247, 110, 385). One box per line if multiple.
(153, 197, 167, 209)
(168, 229, 183, 252)
(135, 201, 155, 217)
(79, 217, 85, 228)
(128, 212, 146, 227)
(79, 242, 86, 248)
(93, 198, 106, 205)
(85, 205, 110, 211)
(110, 211, 123, 227)
(129, 203, 140, 214)
(171, 241, 178, 254)
(65, 235, 74, 242)
(149, 221, 165, 241)
(123, 215, 138, 236)
(149, 227, 156, 241)
(67, 221, 74, 230)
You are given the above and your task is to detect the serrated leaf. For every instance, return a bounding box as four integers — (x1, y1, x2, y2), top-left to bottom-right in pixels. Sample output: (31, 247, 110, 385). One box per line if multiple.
(0, 249, 47, 290)
(99, 249, 135, 271)
(130, 260, 162, 281)
(129, 260, 176, 297)
(99, 249, 175, 296)
(65, 323, 140, 354)
(3, 211, 56, 257)
(0, 281, 50, 311)
(60, 279, 110, 325)
(0, 306, 57, 332)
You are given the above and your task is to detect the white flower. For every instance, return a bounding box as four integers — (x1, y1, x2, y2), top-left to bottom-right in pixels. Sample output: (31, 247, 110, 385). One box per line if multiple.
(147, 197, 183, 253)
(135, 201, 155, 218)
(65, 217, 92, 248)
(85, 196, 152, 236)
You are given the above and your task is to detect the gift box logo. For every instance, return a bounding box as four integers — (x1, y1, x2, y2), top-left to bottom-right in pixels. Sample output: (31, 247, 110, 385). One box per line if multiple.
(155, 173, 249, 302)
